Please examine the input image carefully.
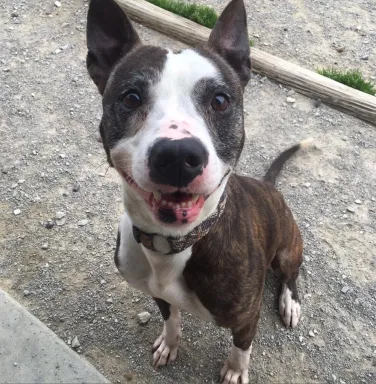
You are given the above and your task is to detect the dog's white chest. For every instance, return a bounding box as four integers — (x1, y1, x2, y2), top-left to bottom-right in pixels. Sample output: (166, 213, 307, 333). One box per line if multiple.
(116, 213, 213, 321)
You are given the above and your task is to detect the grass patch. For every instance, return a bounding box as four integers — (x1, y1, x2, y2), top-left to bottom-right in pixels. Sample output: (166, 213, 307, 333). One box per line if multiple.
(317, 68, 376, 96)
(147, 0, 255, 47)
(146, 0, 218, 29)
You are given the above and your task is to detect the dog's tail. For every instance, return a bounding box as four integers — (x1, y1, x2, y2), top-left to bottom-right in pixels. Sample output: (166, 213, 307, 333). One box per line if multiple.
(263, 138, 314, 186)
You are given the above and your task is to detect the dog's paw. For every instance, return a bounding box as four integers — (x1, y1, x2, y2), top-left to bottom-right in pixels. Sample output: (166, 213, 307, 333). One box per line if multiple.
(220, 344, 251, 384)
(152, 333, 180, 367)
(279, 283, 301, 328)
(220, 362, 249, 384)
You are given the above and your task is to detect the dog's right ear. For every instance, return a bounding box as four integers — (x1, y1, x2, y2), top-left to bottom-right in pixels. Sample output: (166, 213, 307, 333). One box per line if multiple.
(86, 0, 141, 95)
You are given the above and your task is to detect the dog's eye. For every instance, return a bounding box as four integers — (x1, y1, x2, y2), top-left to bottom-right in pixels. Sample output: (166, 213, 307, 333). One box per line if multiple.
(211, 94, 229, 112)
(122, 92, 142, 109)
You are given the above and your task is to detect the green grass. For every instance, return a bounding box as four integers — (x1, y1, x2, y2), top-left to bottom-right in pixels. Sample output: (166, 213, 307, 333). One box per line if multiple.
(146, 0, 218, 29)
(317, 68, 376, 96)
(147, 0, 255, 46)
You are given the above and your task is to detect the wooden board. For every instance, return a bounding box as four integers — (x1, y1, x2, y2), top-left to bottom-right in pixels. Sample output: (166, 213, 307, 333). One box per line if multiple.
(117, 0, 376, 126)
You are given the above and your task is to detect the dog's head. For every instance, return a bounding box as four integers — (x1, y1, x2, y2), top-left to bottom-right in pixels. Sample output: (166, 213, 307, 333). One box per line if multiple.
(86, 0, 251, 236)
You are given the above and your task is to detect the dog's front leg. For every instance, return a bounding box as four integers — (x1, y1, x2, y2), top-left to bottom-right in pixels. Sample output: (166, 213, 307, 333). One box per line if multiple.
(152, 298, 182, 367)
(220, 312, 260, 384)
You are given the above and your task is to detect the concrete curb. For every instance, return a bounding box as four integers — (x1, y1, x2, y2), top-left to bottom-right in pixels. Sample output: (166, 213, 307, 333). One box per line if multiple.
(0, 289, 110, 384)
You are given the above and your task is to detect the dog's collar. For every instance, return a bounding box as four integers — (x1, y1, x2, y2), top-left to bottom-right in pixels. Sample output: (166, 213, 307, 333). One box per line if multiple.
(132, 192, 227, 255)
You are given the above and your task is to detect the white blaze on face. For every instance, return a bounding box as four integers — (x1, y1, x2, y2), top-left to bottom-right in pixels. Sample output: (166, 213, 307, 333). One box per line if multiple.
(131, 49, 226, 195)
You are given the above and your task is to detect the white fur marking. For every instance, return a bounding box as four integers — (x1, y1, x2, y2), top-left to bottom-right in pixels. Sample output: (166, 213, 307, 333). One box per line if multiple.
(220, 343, 252, 384)
(279, 283, 301, 328)
(116, 213, 213, 321)
(153, 306, 182, 367)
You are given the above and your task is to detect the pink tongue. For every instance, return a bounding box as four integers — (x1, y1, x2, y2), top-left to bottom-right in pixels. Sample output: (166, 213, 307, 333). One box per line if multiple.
(175, 204, 202, 222)
(151, 195, 205, 224)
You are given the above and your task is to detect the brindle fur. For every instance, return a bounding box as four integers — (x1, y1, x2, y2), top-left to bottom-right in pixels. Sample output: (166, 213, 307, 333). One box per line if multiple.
(185, 174, 302, 349)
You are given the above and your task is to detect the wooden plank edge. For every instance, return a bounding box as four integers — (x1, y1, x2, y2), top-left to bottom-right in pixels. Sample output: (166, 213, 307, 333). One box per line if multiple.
(117, 0, 376, 126)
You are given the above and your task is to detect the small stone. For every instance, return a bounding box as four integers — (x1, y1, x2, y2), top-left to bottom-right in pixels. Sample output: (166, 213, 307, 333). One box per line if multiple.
(59, 153, 66, 159)
(18, 179, 25, 184)
(355, 25, 361, 32)
(355, 199, 361, 205)
(56, 217, 66, 226)
(304, 183, 311, 188)
(314, 99, 322, 108)
(107, 298, 113, 304)
(72, 184, 80, 192)
(341, 285, 350, 294)
(71, 336, 80, 349)
(11, 11, 19, 17)
(54, 1, 61, 7)
(299, 335, 303, 342)
(14, 362, 18, 367)
(11, 183, 18, 188)
(78, 219, 88, 226)
(332, 374, 337, 381)
(3, 68, 11, 72)
(286, 97, 296, 103)
(55, 211, 65, 220)
(287, 89, 295, 96)
(342, 136, 348, 141)
(14, 209, 21, 215)
(100, 279, 106, 285)
(23, 290, 30, 296)
(336, 47, 345, 53)
(137, 311, 152, 324)
(44, 221, 55, 229)
(41, 243, 49, 250)
(360, 55, 369, 61)
(309, 331, 315, 337)
(347, 207, 355, 213)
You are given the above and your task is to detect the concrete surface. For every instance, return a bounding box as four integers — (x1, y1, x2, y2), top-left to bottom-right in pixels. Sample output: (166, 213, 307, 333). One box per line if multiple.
(0, 289, 109, 384)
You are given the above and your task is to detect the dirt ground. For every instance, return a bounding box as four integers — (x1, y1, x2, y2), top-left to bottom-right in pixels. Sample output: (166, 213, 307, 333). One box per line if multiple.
(0, 1, 375, 383)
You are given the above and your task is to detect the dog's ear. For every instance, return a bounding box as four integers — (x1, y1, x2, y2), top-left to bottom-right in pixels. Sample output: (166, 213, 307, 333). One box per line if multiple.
(86, 0, 141, 95)
(207, 0, 251, 88)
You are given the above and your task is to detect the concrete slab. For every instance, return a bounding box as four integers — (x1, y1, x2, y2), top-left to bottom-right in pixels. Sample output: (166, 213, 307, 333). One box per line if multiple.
(0, 289, 109, 384)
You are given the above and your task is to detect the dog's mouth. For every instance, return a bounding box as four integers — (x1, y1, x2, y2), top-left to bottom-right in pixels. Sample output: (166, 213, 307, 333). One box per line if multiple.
(120, 172, 206, 225)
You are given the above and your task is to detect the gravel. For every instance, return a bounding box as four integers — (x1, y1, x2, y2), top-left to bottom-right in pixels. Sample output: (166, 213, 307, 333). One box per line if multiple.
(138, 312, 152, 325)
(71, 336, 81, 349)
(0, 1, 375, 384)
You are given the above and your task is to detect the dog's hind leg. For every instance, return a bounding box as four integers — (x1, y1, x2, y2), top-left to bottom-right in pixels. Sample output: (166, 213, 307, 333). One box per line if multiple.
(152, 299, 182, 367)
(272, 224, 303, 328)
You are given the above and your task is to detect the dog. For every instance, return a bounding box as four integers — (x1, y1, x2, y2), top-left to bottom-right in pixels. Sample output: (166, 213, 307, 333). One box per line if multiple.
(86, 0, 310, 382)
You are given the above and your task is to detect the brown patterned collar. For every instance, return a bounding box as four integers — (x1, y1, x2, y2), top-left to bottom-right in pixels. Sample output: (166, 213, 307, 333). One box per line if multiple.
(132, 192, 227, 255)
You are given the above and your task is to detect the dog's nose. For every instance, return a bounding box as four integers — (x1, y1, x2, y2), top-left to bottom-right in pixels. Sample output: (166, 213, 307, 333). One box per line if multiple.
(148, 138, 208, 188)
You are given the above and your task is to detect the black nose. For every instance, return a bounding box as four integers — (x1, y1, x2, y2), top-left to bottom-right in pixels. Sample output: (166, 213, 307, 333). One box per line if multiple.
(148, 138, 208, 188)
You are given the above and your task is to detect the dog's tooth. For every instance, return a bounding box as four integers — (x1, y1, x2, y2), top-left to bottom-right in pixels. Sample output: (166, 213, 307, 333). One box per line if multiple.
(175, 204, 180, 209)
(187, 201, 192, 208)
(181, 202, 187, 208)
(161, 200, 167, 206)
(153, 191, 162, 201)
(192, 194, 200, 203)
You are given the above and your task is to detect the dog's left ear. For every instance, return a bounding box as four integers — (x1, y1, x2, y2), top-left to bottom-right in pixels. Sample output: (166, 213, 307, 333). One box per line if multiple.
(207, 0, 251, 88)
(86, 0, 141, 95)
